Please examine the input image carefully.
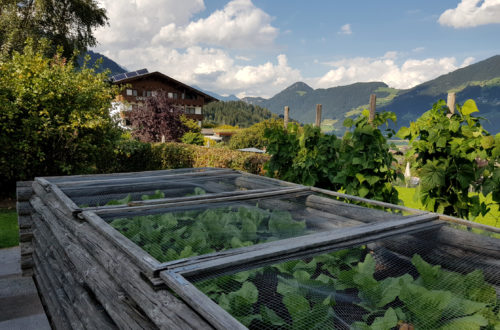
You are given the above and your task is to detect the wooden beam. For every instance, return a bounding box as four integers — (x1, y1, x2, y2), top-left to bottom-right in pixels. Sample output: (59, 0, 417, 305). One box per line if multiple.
(52, 168, 235, 187)
(369, 94, 376, 124)
(93, 186, 310, 216)
(310, 186, 427, 215)
(447, 92, 456, 114)
(161, 271, 246, 330)
(284, 106, 289, 130)
(315, 104, 322, 127)
(161, 213, 439, 276)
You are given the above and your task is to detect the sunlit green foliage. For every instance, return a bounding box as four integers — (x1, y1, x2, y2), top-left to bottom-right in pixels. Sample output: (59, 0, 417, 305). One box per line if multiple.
(397, 100, 498, 219)
(0, 40, 121, 191)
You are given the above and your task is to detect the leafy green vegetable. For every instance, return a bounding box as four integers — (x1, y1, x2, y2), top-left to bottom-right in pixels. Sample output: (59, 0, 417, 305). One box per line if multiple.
(110, 205, 309, 263)
(141, 190, 165, 200)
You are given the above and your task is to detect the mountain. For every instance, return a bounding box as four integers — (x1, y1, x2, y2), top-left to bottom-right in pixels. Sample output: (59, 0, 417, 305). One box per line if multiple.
(379, 55, 500, 133)
(242, 81, 389, 127)
(243, 55, 500, 133)
(77, 50, 127, 76)
(192, 86, 239, 101)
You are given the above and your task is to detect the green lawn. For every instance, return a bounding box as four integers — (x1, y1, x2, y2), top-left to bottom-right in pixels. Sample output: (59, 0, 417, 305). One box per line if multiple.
(396, 186, 500, 228)
(0, 209, 19, 248)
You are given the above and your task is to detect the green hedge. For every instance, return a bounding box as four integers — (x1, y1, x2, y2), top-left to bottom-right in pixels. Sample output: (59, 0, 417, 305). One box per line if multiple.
(102, 139, 269, 175)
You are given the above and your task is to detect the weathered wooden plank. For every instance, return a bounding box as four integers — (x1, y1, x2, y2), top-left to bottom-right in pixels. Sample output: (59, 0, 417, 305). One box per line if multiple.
(43, 167, 227, 182)
(36, 178, 80, 213)
(33, 250, 86, 330)
(30, 199, 159, 330)
(161, 271, 246, 330)
(305, 194, 407, 223)
(50, 168, 235, 187)
(310, 186, 427, 215)
(161, 213, 439, 276)
(435, 226, 500, 258)
(16, 201, 32, 216)
(80, 187, 285, 212)
(82, 211, 159, 275)
(19, 228, 33, 242)
(438, 214, 500, 233)
(16, 181, 33, 201)
(31, 195, 211, 329)
(33, 219, 118, 330)
(94, 187, 310, 216)
(18, 215, 32, 229)
(20, 242, 34, 256)
(20, 255, 34, 269)
(375, 230, 500, 284)
(33, 255, 74, 330)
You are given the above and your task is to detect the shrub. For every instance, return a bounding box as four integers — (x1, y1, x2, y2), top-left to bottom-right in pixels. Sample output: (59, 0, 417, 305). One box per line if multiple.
(0, 41, 121, 193)
(151, 143, 194, 169)
(181, 131, 204, 146)
(398, 99, 497, 219)
(98, 139, 156, 173)
(229, 118, 283, 150)
(264, 110, 401, 203)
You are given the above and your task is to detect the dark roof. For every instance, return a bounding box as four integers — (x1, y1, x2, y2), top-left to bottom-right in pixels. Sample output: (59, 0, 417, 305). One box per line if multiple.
(111, 69, 218, 102)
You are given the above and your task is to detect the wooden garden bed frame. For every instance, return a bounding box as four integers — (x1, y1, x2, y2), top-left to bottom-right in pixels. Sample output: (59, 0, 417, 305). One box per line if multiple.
(17, 168, 500, 329)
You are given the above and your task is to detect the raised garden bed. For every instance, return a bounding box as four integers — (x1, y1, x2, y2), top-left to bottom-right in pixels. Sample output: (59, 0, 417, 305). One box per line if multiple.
(17, 168, 500, 329)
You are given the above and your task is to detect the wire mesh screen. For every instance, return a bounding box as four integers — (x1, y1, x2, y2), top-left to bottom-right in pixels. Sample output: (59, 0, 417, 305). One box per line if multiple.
(189, 223, 500, 329)
(100, 192, 408, 263)
(60, 172, 293, 207)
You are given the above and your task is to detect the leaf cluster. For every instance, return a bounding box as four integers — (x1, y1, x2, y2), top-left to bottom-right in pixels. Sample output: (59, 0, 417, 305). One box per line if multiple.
(264, 110, 401, 203)
(0, 41, 121, 191)
(110, 205, 308, 263)
(397, 100, 499, 219)
(197, 248, 499, 329)
(129, 91, 188, 143)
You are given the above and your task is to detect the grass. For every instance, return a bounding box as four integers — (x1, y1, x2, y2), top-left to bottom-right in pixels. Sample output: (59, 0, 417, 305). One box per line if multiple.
(396, 186, 500, 228)
(0, 208, 19, 248)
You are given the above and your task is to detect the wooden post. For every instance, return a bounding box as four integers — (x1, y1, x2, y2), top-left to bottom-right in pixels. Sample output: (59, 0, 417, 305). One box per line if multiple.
(315, 104, 322, 127)
(284, 106, 289, 130)
(447, 92, 456, 114)
(369, 94, 376, 124)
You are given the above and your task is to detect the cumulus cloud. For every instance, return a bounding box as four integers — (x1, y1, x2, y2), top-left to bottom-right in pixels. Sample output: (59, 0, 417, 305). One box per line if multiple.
(439, 0, 500, 28)
(95, 0, 205, 49)
(338, 24, 352, 35)
(315, 53, 475, 89)
(152, 0, 278, 49)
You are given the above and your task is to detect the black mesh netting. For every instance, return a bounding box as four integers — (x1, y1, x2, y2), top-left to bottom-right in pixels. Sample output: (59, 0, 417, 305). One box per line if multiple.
(101, 192, 408, 263)
(188, 224, 500, 330)
(60, 172, 292, 207)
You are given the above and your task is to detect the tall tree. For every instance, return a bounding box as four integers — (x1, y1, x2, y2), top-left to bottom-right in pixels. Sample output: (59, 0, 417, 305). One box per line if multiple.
(0, 0, 107, 58)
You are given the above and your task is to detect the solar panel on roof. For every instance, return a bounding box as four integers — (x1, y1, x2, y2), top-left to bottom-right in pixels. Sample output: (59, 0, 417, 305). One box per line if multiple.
(136, 69, 148, 75)
(125, 72, 138, 78)
(111, 73, 126, 82)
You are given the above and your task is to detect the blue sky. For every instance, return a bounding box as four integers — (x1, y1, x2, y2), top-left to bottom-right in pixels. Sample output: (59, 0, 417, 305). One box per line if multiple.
(94, 0, 500, 97)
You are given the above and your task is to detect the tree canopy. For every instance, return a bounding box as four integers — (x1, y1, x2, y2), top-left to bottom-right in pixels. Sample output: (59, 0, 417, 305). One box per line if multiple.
(0, 41, 121, 191)
(0, 0, 107, 58)
(129, 91, 188, 143)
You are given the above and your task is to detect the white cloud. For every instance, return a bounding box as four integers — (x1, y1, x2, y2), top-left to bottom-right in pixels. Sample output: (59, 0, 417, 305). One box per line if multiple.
(315, 54, 475, 89)
(105, 45, 300, 97)
(338, 23, 352, 35)
(152, 0, 278, 49)
(95, 0, 205, 49)
(439, 0, 500, 28)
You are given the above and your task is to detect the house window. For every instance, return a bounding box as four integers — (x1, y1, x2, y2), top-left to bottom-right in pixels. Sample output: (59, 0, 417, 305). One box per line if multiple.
(173, 93, 178, 99)
(186, 107, 196, 114)
(146, 90, 153, 97)
(168, 92, 173, 98)
(126, 89, 138, 96)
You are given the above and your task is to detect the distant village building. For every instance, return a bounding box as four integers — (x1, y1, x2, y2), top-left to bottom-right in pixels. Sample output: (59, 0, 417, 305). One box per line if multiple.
(110, 69, 217, 127)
